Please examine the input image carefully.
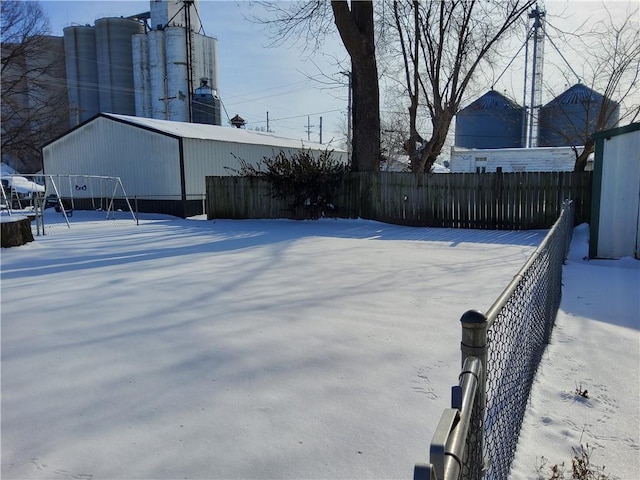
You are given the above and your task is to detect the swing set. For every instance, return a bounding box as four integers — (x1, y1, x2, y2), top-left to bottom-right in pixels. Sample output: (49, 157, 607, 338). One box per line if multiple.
(1, 174, 137, 235)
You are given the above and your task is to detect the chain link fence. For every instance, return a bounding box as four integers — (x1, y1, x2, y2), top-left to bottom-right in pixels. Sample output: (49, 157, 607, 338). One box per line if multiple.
(415, 201, 575, 480)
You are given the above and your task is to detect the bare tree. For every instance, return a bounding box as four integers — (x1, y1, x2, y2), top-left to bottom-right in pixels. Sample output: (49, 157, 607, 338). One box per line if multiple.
(253, 1, 381, 172)
(389, 0, 536, 176)
(541, 5, 639, 171)
(1, 0, 68, 173)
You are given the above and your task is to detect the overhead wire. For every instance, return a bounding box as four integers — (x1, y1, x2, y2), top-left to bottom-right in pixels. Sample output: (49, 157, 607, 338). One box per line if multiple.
(21, 33, 339, 135)
(14, 1, 348, 138)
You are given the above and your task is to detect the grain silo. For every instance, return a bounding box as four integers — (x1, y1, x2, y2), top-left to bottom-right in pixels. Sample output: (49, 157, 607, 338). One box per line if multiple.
(192, 79, 221, 125)
(146, 29, 167, 119)
(164, 26, 190, 122)
(63, 0, 218, 125)
(132, 34, 151, 118)
(24, 36, 68, 116)
(538, 84, 620, 147)
(95, 17, 145, 115)
(150, 0, 201, 32)
(455, 90, 524, 149)
(64, 26, 100, 126)
(131, 28, 218, 122)
(192, 32, 218, 94)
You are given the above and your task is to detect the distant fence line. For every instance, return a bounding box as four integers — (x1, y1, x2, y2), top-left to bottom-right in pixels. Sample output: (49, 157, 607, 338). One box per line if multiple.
(206, 171, 591, 229)
(414, 201, 575, 480)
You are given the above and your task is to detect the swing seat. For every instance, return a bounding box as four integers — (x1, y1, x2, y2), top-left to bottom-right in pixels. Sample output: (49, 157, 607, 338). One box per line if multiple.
(52, 198, 73, 216)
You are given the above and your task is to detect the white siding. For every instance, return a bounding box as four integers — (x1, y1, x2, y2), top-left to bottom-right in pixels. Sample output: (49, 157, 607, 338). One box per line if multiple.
(449, 146, 580, 173)
(43, 116, 181, 198)
(182, 138, 346, 196)
(595, 128, 640, 259)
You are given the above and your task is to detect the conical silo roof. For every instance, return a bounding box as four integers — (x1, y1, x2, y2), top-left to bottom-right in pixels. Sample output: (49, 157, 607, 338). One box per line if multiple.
(462, 90, 521, 111)
(538, 84, 620, 147)
(545, 84, 605, 106)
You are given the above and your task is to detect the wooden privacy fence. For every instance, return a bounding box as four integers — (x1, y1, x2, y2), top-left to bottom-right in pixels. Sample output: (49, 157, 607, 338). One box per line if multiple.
(206, 171, 592, 230)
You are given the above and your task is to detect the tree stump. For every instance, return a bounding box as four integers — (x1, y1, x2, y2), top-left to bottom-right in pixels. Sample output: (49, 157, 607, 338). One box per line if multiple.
(1, 217, 34, 247)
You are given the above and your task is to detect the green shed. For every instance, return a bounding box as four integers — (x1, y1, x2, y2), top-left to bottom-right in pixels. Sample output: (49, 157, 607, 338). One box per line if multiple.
(589, 122, 640, 259)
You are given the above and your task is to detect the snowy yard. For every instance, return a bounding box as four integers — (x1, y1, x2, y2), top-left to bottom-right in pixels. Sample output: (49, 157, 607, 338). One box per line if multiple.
(510, 224, 640, 480)
(1, 214, 638, 479)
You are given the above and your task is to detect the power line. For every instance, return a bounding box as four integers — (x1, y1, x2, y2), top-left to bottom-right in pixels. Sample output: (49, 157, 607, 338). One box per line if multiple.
(245, 108, 342, 126)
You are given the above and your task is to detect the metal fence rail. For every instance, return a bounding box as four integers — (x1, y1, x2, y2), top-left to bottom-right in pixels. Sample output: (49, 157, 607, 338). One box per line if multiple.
(415, 201, 575, 480)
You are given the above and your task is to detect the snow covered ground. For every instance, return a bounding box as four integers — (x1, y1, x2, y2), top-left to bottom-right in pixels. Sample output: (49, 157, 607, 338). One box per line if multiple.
(1, 214, 638, 479)
(510, 224, 640, 480)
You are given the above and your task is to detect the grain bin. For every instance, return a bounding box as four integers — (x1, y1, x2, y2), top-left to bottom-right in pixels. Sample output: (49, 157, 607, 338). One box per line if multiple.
(455, 90, 524, 148)
(538, 84, 620, 147)
(192, 79, 221, 125)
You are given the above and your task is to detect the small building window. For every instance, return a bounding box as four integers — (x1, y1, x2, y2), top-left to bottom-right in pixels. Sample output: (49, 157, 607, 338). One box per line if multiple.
(475, 157, 487, 174)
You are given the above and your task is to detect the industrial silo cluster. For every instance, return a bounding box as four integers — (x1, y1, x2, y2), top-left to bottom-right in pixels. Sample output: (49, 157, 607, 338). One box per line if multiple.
(63, 0, 221, 127)
(455, 85, 619, 149)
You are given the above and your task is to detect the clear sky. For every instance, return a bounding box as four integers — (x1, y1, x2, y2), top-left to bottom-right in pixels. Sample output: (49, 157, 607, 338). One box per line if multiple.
(38, 0, 638, 146)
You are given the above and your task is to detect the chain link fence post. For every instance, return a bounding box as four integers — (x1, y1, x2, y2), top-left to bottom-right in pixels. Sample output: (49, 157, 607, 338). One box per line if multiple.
(460, 310, 488, 480)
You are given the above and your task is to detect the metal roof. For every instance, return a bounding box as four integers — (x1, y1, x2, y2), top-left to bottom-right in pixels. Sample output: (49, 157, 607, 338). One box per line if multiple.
(591, 121, 640, 141)
(546, 84, 605, 105)
(103, 113, 341, 151)
(461, 90, 521, 111)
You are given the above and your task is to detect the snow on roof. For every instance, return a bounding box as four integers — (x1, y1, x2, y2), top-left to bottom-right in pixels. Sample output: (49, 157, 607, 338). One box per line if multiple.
(103, 114, 344, 152)
(385, 155, 450, 173)
(432, 163, 450, 173)
(1, 175, 45, 193)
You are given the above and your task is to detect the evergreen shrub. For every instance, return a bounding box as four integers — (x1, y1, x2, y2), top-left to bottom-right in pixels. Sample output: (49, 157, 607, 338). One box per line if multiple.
(234, 148, 349, 219)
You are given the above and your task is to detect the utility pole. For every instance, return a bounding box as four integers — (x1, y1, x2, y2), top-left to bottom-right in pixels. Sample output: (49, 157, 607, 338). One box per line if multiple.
(266, 111, 270, 132)
(319, 116, 323, 144)
(183, 0, 195, 123)
(305, 115, 315, 141)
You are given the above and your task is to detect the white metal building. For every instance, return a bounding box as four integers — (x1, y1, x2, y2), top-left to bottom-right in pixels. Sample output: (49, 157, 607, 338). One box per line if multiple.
(42, 113, 346, 217)
(448, 146, 588, 173)
(589, 122, 640, 259)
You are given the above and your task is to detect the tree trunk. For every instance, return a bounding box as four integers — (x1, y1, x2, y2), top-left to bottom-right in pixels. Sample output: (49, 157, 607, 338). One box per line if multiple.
(331, 1, 381, 172)
(1, 217, 34, 247)
(350, 56, 381, 172)
(574, 139, 594, 172)
(413, 109, 454, 175)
